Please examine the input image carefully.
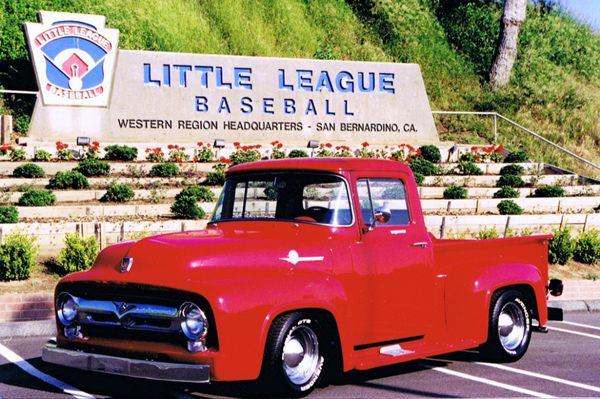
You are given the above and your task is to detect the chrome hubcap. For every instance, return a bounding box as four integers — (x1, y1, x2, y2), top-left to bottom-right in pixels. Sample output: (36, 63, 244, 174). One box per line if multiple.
(498, 302, 526, 351)
(282, 325, 320, 385)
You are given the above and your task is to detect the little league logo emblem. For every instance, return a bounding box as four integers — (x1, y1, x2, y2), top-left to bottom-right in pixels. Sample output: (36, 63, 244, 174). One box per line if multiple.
(25, 11, 119, 107)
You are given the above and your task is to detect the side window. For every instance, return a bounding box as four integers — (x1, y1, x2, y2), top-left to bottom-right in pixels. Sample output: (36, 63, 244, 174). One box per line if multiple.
(357, 178, 410, 226)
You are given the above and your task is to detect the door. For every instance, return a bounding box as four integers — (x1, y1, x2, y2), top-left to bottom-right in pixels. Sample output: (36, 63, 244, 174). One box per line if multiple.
(351, 176, 436, 347)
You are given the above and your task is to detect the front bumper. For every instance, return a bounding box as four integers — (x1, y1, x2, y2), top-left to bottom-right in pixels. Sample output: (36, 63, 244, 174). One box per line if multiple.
(42, 343, 210, 383)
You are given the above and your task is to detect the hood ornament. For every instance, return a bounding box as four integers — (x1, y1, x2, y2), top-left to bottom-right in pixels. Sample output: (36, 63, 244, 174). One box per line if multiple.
(120, 257, 133, 273)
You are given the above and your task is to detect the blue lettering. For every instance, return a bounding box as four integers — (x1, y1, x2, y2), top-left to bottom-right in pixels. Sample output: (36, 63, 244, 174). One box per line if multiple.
(173, 65, 192, 87)
(217, 97, 231, 113)
(336, 71, 354, 93)
(143, 63, 161, 87)
(325, 99, 335, 116)
(284, 98, 296, 114)
(195, 96, 208, 112)
(358, 72, 375, 92)
(344, 100, 354, 116)
(240, 97, 253, 113)
(216, 67, 232, 89)
(305, 99, 317, 115)
(297, 70, 313, 92)
(278, 69, 294, 91)
(315, 71, 334, 92)
(234, 67, 252, 89)
(379, 73, 395, 94)
(263, 98, 274, 114)
(163, 64, 171, 87)
(194, 66, 213, 88)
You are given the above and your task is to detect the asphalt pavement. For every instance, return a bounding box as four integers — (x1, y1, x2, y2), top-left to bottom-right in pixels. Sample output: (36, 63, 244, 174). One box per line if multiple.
(0, 313, 599, 399)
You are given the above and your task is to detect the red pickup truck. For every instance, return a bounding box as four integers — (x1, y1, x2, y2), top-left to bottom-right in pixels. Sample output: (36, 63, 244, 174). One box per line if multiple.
(43, 158, 562, 396)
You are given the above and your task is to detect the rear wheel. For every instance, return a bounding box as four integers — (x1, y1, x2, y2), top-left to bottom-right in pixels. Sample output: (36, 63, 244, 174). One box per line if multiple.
(482, 289, 532, 362)
(260, 312, 326, 397)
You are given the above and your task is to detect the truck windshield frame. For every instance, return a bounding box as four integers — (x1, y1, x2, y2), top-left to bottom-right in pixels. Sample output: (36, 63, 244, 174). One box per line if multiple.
(210, 171, 354, 227)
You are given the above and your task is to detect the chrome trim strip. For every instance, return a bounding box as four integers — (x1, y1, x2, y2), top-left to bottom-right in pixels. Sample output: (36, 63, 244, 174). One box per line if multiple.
(71, 294, 180, 333)
(42, 343, 210, 383)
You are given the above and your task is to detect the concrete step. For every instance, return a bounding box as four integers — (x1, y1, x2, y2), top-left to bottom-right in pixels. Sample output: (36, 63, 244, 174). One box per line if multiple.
(0, 176, 203, 190)
(418, 185, 600, 198)
(3, 213, 598, 257)
(421, 174, 584, 187)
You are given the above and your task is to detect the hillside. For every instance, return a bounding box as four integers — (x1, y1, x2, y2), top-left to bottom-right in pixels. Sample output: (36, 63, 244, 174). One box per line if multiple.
(1, 0, 598, 176)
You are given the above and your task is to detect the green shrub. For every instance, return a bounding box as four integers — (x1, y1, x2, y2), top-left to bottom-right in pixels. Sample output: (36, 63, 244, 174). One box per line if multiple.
(18, 189, 56, 206)
(103, 145, 138, 161)
(171, 194, 206, 219)
(497, 199, 523, 215)
(204, 170, 226, 186)
(413, 172, 424, 185)
(101, 184, 135, 203)
(287, 149, 309, 158)
(229, 149, 261, 165)
(573, 230, 600, 264)
(9, 147, 26, 161)
(54, 233, 99, 275)
(459, 152, 477, 162)
(176, 186, 215, 202)
(533, 185, 566, 198)
(477, 227, 499, 240)
(419, 145, 441, 163)
(48, 171, 89, 190)
(409, 158, 439, 176)
(74, 158, 111, 177)
(0, 232, 38, 281)
(456, 161, 483, 175)
(0, 206, 18, 223)
(443, 184, 468, 199)
(13, 163, 45, 178)
(549, 228, 575, 265)
(504, 150, 528, 163)
(149, 162, 180, 177)
(493, 186, 520, 198)
(499, 164, 525, 176)
(33, 149, 52, 162)
(497, 174, 525, 188)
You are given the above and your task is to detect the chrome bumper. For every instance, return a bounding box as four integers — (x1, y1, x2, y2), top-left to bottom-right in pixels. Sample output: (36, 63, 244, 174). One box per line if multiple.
(42, 343, 210, 383)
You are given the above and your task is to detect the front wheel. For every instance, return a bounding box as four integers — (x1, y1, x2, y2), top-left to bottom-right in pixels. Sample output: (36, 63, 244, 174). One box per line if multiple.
(482, 289, 532, 362)
(260, 312, 326, 397)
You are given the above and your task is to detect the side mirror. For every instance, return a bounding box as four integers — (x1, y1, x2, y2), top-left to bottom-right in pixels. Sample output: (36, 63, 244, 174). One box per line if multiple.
(373, 206, 391, 224)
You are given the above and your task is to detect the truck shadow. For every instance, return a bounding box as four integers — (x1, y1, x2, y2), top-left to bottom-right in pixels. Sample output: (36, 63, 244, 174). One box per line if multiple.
(0, 353, 475, 398)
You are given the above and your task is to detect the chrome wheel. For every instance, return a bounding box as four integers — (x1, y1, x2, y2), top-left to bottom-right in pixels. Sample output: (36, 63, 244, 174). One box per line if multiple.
(282, 325, 320, 386)
(498, 302, 526, 351)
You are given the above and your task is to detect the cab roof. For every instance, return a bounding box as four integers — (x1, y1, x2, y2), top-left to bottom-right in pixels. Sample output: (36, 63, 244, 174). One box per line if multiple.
(227, 157, 413, 175)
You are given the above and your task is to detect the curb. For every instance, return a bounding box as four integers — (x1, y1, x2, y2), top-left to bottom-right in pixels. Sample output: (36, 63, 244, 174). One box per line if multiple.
(548, 299, 600, 313)
(0, 319, 55, 339)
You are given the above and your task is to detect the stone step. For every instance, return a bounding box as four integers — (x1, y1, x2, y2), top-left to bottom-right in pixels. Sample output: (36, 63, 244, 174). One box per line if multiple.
(421, 174, 584, 187)
(2, 188, 222, 203)
(3, 213, 598, 257)
(418, 185, 600, 198)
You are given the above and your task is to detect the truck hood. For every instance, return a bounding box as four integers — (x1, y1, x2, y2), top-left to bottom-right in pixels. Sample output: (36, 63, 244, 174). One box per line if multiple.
(62, 221, 337, 288)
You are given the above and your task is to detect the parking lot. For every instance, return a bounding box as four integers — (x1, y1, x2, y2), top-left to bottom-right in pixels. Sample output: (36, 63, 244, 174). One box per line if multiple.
(0, 313, 599, 399)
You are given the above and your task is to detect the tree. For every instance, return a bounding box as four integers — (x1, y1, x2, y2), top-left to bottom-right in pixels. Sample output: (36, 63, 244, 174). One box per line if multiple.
(489, 0, 527, 88)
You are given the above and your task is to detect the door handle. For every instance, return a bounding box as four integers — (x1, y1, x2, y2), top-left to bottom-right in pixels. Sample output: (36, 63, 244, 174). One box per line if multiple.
(412, 241, 428, 248)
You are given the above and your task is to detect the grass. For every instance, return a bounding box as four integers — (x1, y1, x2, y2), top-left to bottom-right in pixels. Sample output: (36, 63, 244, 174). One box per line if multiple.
(550, 261, 600, 281)
(0, 0, 598, 177)
(0, 261, 59, 295)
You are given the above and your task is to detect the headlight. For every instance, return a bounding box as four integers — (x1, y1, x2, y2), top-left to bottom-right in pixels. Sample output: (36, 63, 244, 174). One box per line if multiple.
(57, 293, 78, 326)
(179, 302, 208, 340)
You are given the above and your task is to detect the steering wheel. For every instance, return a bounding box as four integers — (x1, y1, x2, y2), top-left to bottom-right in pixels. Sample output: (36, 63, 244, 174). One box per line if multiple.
(300, 206, 330, 222)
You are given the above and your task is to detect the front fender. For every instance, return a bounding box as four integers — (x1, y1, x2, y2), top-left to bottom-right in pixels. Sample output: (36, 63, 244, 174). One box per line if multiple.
(206, 274, 348, 381)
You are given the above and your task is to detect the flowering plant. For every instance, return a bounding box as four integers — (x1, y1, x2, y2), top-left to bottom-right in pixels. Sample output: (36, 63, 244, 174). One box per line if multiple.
(5, 145, 26, 161)
(195, 142, 213, 162)
(167, 144, 189, 163)
(84, 140, 101, 159)
(229, 143, 262, 165)
(145, 147, 165, 163)
(270, 140, 285, 159)
(374, 146, 390, 159)
(355, 141, 375, 158)
(334, 145, 352, 157)
(55, 141, 73, 161)
(390, 144, 420, 163)
(315, 142, 333, 158)
(0, 144, 11, 156)
(462, 144, 504, 163)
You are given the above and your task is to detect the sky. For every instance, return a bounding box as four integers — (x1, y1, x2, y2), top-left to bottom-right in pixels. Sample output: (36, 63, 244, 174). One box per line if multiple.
(552, 0, 600, 31)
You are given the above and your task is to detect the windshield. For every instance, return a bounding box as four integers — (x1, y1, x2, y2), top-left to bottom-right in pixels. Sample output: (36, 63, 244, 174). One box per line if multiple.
(211, 172, 352, 226)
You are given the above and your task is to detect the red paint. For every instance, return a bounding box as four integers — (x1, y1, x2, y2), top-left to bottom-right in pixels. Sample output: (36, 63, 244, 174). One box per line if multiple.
(54, 158, 551, 381)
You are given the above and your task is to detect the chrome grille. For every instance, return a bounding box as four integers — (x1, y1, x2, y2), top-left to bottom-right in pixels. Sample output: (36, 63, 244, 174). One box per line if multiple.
(72, 294, 181, 333)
